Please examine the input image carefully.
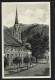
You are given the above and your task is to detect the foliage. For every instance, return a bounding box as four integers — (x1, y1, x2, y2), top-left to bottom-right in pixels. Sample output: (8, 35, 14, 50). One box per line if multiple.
(23, 56, 30, 69)
(4, 56, 8, 68)
(13, 57, 21, 65)
(13, 57, 22, 71)
(21, 24, 49, 42)
(30, 56, 36, 63)
(27, 32, 49, 62)
(23, 56, 30, 63)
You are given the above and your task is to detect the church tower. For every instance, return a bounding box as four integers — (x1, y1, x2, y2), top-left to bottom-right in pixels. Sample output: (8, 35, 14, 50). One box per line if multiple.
(12, 8, 21, 42)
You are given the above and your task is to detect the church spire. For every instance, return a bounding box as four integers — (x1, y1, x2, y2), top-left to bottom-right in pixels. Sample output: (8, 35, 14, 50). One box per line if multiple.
(15, 7, 18, 24)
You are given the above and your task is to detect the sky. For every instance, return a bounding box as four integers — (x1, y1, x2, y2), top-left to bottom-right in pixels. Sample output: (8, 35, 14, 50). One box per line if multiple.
(2, 2, 50, 28)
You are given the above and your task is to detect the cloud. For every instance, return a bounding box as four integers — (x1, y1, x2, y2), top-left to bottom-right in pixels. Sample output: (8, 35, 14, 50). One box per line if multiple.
(2, 12, 15, 27)
(19, 9, 50, 25)
(2, 8, 50, 28)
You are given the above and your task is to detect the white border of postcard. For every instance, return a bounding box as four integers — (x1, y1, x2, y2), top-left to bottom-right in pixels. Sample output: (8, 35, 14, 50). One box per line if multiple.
(2, 2, 51, 79)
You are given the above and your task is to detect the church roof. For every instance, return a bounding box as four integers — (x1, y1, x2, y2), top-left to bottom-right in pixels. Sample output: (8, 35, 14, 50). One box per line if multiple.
(4, 28, 32, 51)
(4, 29, 23, 46)
(15, 7, 18, 24)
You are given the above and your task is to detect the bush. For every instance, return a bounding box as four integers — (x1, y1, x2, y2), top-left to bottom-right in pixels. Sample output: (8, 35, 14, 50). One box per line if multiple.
(30, 56, 36, 63)
(13, 57, 22, 72)
(23, 56, 30, 69)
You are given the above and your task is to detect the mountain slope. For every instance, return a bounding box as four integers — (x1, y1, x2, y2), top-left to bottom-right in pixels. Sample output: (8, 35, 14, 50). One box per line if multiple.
(21, 24, 49, 42)
(4, 23, 49, 43)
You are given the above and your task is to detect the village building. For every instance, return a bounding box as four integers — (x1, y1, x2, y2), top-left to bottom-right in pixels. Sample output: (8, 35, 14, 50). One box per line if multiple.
(4, 8, 32, 66)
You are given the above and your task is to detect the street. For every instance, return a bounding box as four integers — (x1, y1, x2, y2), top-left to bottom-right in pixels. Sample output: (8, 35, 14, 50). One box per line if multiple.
(5, 63, 49, 76)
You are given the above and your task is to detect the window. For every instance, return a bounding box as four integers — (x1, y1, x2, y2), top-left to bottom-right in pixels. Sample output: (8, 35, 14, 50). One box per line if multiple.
(7, 54, 9, 60)
(19, 54, 20, 57)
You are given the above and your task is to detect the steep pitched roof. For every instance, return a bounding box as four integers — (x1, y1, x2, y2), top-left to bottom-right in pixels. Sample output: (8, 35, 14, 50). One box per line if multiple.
(4, 29, 32, 51)
(4, 29, 23, 46)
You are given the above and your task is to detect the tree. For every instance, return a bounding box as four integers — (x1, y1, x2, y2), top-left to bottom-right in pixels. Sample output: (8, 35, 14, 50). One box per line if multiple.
(42, 36, 49, 50)
(23, 56, 30, 69)
(27, 32, 49, 62)
(13, 57, 22, 72)
(4, 56, 8, 68)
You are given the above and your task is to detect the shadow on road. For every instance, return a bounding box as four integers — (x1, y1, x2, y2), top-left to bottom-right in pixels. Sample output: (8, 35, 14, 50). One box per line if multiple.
(35, 68, 49, 76)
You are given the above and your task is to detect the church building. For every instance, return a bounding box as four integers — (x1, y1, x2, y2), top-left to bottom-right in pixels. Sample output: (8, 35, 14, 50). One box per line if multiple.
(4, 8, 32, 66)
(12, 8, 21, 42)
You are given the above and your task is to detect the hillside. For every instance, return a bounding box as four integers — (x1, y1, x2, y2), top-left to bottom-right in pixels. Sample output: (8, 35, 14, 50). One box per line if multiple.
(4, 26, 12, 35)
(4, 23, 49, 43)
(21, 24, 49, 42)
(4, 23, 29, 34)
